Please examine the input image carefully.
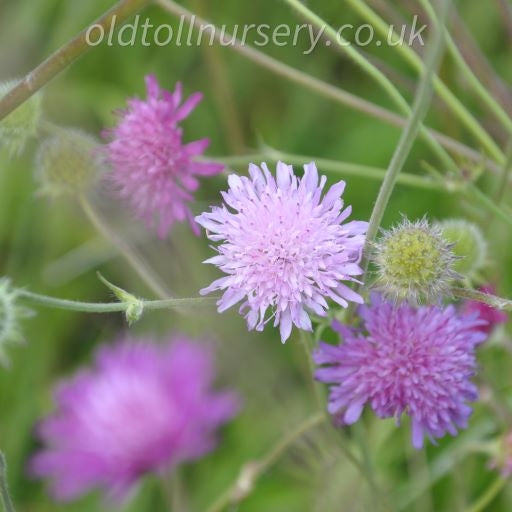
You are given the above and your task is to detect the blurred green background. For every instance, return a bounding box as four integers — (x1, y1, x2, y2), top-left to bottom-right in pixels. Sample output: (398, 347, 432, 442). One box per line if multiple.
(1, 0, 512, 510)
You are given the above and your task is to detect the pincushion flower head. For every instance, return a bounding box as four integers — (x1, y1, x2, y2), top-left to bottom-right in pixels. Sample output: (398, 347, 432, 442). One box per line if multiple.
(30, 336, 239, 502)
(104, 75, 224, 238)
(314, 295, 487, 449)
(195, 161, 368, 343)
(373, 217, 459, 304)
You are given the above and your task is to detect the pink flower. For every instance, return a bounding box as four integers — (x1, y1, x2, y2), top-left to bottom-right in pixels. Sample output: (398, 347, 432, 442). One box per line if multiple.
(104, 75, 224, 238)
(462, 284, 508, 334)
(196, 161, 368, 343)
(30, 336, 239, 502)
(314, 295, 487, 449)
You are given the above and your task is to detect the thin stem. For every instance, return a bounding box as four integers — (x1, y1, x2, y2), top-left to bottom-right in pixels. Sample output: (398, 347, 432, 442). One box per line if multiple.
(298, 330, 323, 407)
(219, 152, 447, 191)
(358, 0, 451, 281)
(464, 477, 507, 512)
(451, 287, 512, 312)
(0, 453, 15, 512)
(466, 184, 512, 228)
(205, 412, 326, 512)
(155, 0, 500, 175)
(17, 288, 216, 313)
(79, 196, 172, 299)
(419, 0, 512, 138)
(345, 0, 505, 164)
(0, 0, 150, 121)
(281, 0, 456, 171)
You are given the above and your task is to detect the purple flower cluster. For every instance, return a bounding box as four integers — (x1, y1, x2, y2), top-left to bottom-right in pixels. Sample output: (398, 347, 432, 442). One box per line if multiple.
(104, 75, 224, 238)
(314, 295, 487, 448)
(196, 161, 368, 342)
(30, 336, 238, 501)
(463, 284, 508, 334)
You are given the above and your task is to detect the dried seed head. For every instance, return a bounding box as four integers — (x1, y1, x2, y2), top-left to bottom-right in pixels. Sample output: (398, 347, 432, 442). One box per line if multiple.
(373, 217, 458, 304)
(36, 128, 101, 196)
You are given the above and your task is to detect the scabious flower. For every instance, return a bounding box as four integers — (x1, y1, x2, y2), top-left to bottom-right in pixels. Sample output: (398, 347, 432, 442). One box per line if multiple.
(314, 295, 487, 449)
(30, 336, 239, 502)
(195, 161, 368, 343)
(373, 217, 458, 304)
(103, 75, 224, 238)
(462, 284, 508, 334)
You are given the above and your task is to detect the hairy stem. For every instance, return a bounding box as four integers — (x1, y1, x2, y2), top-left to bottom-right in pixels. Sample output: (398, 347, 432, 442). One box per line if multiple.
(79, 196, 173, 299)
(0, 0, 150, 121)
(205, 412, 326, 512)
(0, 453, 15, 512)
(17, 288, 216, 313)
(451, 287, 512, 312)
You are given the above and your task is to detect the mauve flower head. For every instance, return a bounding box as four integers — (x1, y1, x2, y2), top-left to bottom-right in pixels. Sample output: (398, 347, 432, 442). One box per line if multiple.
(30, 336, 239, 502)
(462, 284, 508, 334)
(104, 75, 224, 238)
(314, 295, 487, 449)
(195, 161, 368, 343)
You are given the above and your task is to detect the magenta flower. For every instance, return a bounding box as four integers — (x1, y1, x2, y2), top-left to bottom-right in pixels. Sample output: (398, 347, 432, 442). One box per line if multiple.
(30, 336, 239, 502)
(195, 161, 368, 343)
(104, 75, 224, 238)
(314, 295, 487, 449)
(463, 284, 508, 334)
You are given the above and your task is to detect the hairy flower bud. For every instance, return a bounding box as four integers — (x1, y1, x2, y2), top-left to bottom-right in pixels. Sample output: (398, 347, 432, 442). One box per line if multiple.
(0, 79, 42, 156)
(373, 217, 458, 304)
(0, 278, 32, 365)
(36, 128, 101, 196)
(437, 219, 487, 279)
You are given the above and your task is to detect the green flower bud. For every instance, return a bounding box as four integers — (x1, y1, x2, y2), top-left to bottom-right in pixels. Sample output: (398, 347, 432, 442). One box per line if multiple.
(373, 217, 458, 304)
(437, 219, 487, 279)
(36, 128, 101, 196)
(0, 79, 42, 156)
(0, 278, 32, 366)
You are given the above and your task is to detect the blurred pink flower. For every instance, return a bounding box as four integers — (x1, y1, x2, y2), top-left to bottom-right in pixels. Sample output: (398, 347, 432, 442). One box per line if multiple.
(196, 161, 368, 342)
(30, 336, 239, 502)
(314, 295, 487, 449)
(462, 284, 508, 334)
(104, 75, 224, 238)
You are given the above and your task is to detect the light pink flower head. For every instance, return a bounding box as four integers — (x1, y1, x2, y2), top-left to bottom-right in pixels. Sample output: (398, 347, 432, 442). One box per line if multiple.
(104, 75, 224, 238)
(30, 336, 239, 502)
(195, 161, 368, 343)
(314, 295, 487, 449)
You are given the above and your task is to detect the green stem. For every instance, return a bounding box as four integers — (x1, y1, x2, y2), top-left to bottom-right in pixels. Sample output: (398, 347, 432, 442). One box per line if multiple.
(17, 289, 216, 313)
(281, 0, 456, 171)
(79, 196, 172, 299)
(219, 152, 446, 191)
(205, 412, 326, 512)
(345, 0, 505, 164)
(0, 453, 15, 512)
(155, 0, 499, 174)
(0, 0, 150, 121)
(465, 477, 507, 512)
(420, 0, 512, 138)
(451, 287, 512, 311)
(358, 0, 451, 281)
